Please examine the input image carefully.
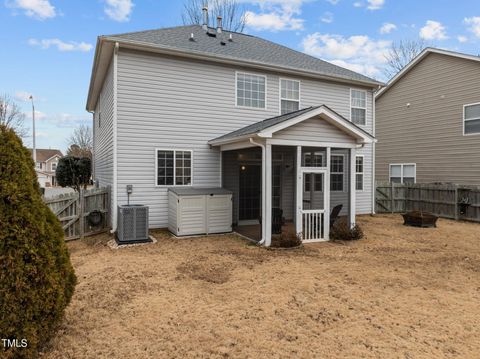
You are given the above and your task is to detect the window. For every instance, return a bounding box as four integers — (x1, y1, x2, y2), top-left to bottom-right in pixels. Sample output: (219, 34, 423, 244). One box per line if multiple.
(464, 103, 480, 135)
(236, 72, 266, 109)
(330, 155, 344, 191)
(51, 162, 57, 171)
(280, 79, 300, 114)
(303, 152, 324, 167)
(351, 89, 366, 125)
(356, 156, 364, 191)
(156, 149, 192, 186)
(35, 162, 41, 169)
(389, 164, 416, 184)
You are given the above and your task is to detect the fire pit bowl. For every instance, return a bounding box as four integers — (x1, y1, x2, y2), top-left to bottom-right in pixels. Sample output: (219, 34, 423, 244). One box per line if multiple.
(402, 211, 438, 228)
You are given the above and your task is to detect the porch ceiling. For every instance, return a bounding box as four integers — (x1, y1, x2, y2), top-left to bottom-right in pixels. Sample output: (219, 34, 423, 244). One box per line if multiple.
(208, 105, 375, 147)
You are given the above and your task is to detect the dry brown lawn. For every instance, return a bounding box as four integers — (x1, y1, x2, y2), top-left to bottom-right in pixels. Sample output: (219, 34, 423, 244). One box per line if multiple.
(42, 215, 480, 359)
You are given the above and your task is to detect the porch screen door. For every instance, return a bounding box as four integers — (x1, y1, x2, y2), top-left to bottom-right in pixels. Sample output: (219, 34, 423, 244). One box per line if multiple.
(239, 165, 261, 221)
(301, 169, 327, 241)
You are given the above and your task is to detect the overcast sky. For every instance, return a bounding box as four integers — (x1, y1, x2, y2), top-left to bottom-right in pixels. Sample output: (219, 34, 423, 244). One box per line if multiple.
(1, 0, 479, 152)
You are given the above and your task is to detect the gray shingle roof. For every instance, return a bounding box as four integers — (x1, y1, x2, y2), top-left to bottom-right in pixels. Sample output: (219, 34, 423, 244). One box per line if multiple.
(209, 105, 374, 144)
(210, 106, 320, 143)
(106, 25, 381, 86)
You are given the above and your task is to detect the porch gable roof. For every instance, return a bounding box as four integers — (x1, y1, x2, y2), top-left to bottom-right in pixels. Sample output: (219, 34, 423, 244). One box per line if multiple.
(208, 105, 375, 146)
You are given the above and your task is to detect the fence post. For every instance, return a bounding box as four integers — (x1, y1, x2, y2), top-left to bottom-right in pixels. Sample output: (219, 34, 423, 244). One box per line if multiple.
(391, 182, 395, 213)
(454, 185, 459, 220)
(79, 188, 84, 239)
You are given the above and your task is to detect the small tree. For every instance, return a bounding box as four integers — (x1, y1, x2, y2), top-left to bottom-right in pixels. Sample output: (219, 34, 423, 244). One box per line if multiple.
(182, 0, 247, 32)
(0, 125, 76, 359)
(67, 124, 92, 159)
(0, 94, 27, 138)
(56, 156, 92, 192)
(383, 39, 428, 79)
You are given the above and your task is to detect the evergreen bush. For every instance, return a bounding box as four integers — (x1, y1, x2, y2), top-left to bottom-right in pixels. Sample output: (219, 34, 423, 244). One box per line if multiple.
(0, 125, 76, 359)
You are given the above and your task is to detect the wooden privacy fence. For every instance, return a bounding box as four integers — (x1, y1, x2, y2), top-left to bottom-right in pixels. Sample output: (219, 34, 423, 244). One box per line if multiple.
(376, 182, 480, 222)
(44, 187, 110, 240)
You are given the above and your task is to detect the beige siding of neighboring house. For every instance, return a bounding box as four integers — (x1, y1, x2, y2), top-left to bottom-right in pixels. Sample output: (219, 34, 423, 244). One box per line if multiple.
(115, 49, 375, 228)
(376, 53, 480, 186)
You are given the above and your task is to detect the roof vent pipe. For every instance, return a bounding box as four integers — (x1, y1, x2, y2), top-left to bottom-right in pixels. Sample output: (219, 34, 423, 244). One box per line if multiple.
(202, 6, 208, 31)
(216, 16, 223, 33)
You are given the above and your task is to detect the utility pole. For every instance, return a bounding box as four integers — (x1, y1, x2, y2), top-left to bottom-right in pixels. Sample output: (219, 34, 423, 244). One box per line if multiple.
(29, 95, 36, 165)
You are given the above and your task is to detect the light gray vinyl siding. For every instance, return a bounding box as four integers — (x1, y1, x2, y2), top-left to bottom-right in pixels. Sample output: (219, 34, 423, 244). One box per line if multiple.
(115, 49, 374, 228)
(376, 53, 480, 186)
(274, 116, 356, 143)
(93, 60, 115, 222)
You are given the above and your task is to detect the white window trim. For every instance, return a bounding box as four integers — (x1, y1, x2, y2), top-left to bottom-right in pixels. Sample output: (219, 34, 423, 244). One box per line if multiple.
(51, 162, 57, 171)
(279, 77, 301, 115)
(303, 152, 324, 193)
(330, 154, 345, 192)
(155, 148, 194, 187)
(355, 155, 364, 192)
(463, 102, 480, 136)
(350, 88, 367, 126)
(235, 71, 267, 110)
(389, 163, 416, 184)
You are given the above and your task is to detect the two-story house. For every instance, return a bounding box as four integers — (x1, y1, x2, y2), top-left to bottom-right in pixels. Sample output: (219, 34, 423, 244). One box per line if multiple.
(86, 23, 381, 246)
(375, 48, 480, 186)
(29, 148, 63, 187)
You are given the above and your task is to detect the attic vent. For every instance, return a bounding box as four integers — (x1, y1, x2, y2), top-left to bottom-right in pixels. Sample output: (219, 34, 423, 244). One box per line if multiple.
(229, 34, 233, 42)
(189, 33, 195, 41)
(206, 31, 217, 38)
(220, 41, 226, 46)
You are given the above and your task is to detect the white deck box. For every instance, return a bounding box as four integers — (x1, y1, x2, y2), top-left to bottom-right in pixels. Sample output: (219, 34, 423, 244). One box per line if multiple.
(168, 187, 233, 236)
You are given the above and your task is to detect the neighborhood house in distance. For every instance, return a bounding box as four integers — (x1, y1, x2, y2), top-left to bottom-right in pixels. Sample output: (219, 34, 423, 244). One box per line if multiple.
(86, 23, 382, 246)
(375, 48, 480, 186)
(29, 148, 63, 187)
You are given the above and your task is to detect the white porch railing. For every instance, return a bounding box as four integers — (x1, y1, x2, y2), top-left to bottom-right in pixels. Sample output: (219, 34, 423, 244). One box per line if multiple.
(302, 209, 325, 241)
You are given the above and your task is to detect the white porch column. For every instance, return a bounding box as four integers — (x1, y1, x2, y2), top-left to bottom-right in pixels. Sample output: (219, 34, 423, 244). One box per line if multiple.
(349, 147, 357, 228)
(325, 147, 331, 239)
(265, 143, 272, 246)
(295, 146, 302, 237)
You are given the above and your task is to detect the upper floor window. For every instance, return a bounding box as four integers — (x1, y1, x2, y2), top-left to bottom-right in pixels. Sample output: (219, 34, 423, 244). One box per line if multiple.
(236, 72, 266, 109)
(51, 162, 57, 171)
(389, 163, 415, 184)
(280, 79, 300, 114)
(464, 103, 480, 135)
(35, 162, 42, 170)
(351, 89, 366, 125)
(156, 149, 192, 186)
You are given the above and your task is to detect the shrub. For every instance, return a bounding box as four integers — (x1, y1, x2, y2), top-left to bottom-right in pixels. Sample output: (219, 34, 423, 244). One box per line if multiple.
(56, 156, 91, 192)
(271, 228, 302, 248)
(330, 218, 364, 241)
(0, 125, 76, 359)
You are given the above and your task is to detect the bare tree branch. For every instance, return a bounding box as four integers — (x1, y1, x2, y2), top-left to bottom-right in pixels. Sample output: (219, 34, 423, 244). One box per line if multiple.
(182, 0, 247, 33)
(383, 39, 429, 80)
(67, 124, 93, 159)
(0, 94, 27, 137)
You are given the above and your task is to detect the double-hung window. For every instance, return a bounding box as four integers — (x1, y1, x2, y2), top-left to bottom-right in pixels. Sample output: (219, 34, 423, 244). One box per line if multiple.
(156, 149, 192, 186)
(351, 89, 367, 125)
(51, 162, 57, 171)
(236, 72, 266, 109)
(464, 103, 480, 135)
(280, 79, 300, 114)
(389, 164, 415, 184)
(330, 155, 344, 191)
(356, 156, 364, 191)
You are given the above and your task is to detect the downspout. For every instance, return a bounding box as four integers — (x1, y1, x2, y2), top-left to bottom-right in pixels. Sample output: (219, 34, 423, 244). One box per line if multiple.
(88, 110, 95, 182)
(372, 87, 379, 215)
(111, 42, 119, 233)
(249, 137, 266, 245)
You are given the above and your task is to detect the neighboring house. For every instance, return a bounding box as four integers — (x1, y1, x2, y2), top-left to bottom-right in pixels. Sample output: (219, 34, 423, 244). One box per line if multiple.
(375, 48, 480, 186)
(86, 22, 381, 245)
(29, 148, 63, 187)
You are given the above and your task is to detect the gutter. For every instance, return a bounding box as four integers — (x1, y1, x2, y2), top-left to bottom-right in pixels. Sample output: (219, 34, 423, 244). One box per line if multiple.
(249, 137, 266, 245)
